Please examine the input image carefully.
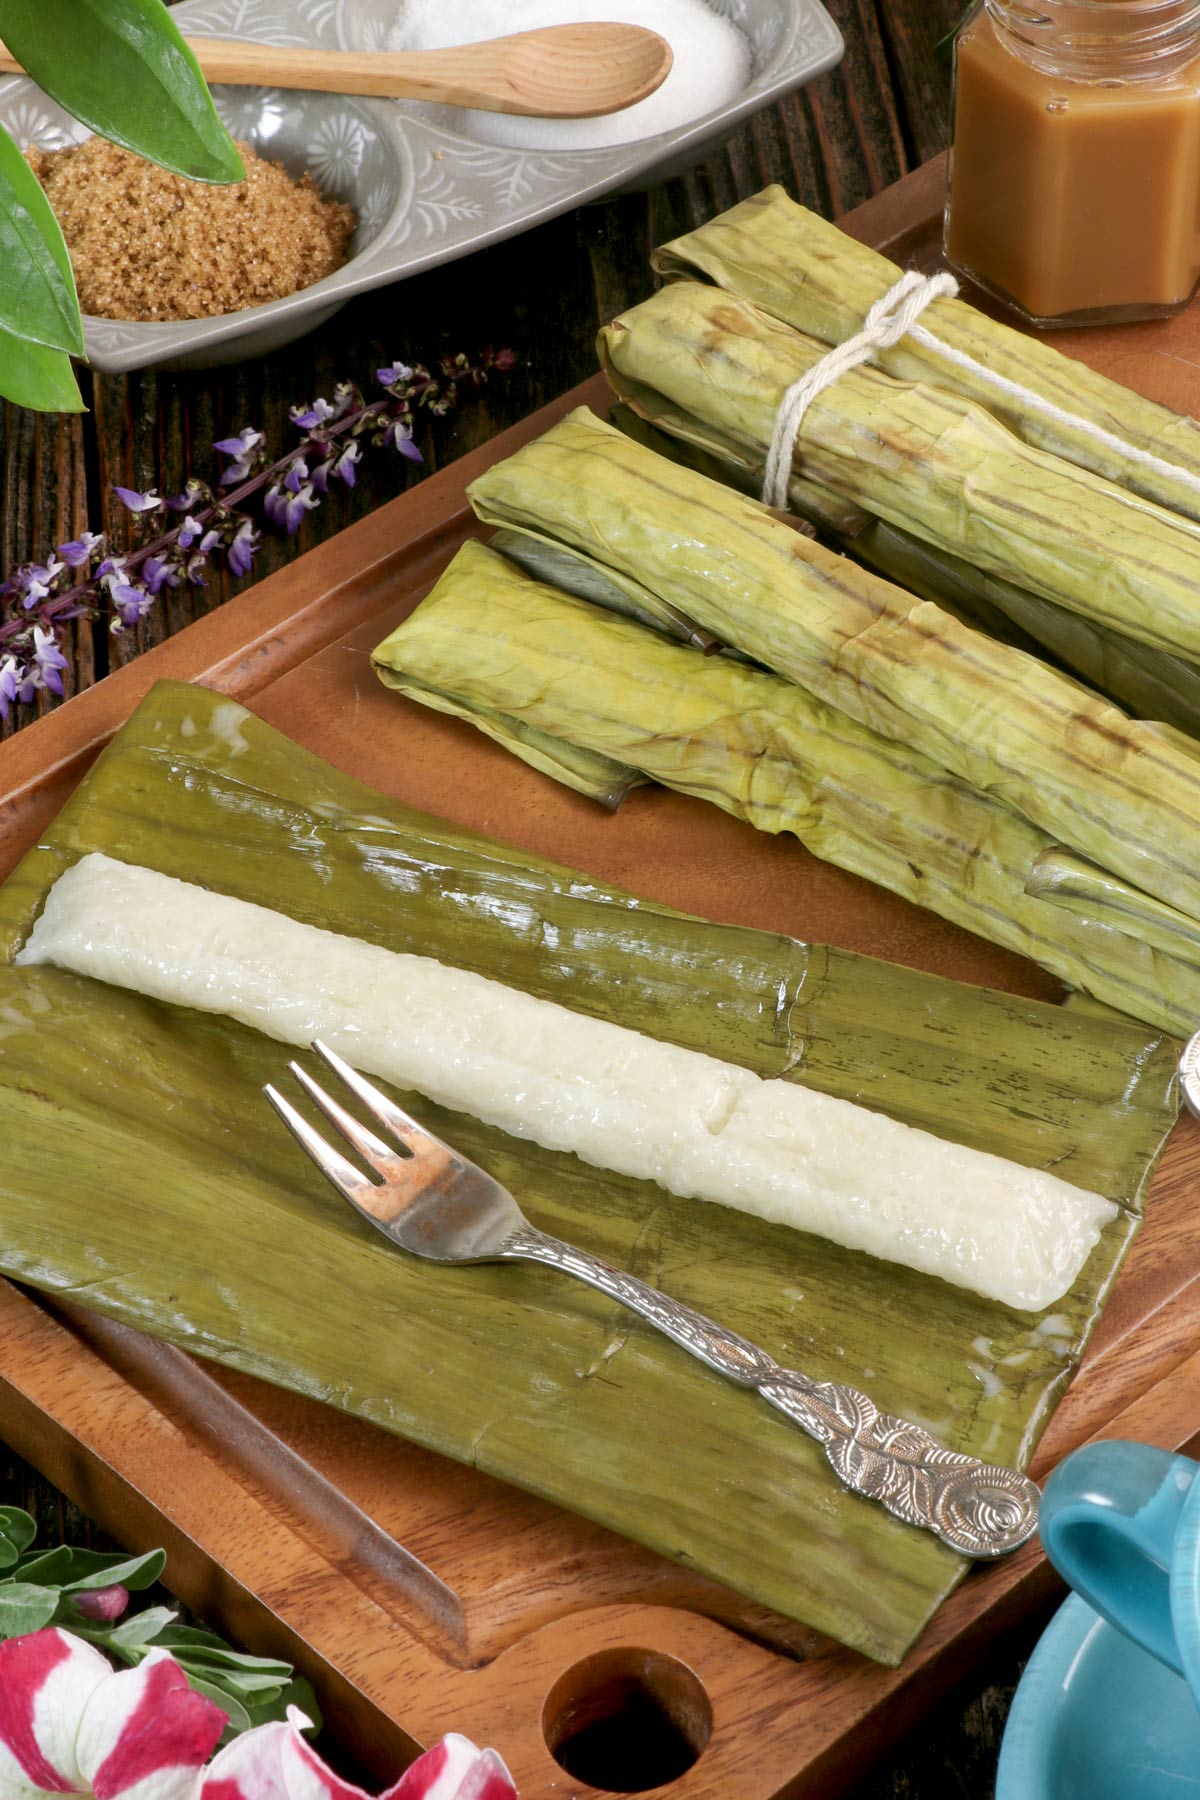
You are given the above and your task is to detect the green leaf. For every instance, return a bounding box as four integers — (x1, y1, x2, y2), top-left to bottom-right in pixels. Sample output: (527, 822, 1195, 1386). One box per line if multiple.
(0, 0, 244, 183)
(0, 1583, 62, 1635)
(237, 1677, 321, 1732)
(0, 124, 81, 352)
(60, 1547, 166, 1592)
(151, 1625, 292, 1666)
(183, 1667, 285, 1700)
(147, 1623, 236, 1651)
(0, 1508, 37, 1558)
(154, 1636, 293, 1675)
(103, 1604, 178, 1647)
(182, 1658, 286, 1680)
(15, 1545, 76, 1584)
(0, 325, 84, 412)
(279, 1678, 322, 1733)
(184, 1672, 322, 1743)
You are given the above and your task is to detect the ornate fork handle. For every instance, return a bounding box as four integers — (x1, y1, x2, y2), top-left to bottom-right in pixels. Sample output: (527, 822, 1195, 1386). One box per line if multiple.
(504, 1225, 1039, 1558)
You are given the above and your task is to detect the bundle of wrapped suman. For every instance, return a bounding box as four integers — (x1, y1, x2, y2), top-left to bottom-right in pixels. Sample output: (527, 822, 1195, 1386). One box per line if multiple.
(373, 188, 1200, 1038)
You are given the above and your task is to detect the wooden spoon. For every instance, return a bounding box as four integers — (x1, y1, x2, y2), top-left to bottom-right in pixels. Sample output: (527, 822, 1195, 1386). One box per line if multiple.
(0, 24, 674, 120)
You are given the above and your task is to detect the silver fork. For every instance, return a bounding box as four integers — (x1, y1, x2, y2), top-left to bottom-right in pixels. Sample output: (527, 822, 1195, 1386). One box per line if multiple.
(265, 1041, 1040, 1559)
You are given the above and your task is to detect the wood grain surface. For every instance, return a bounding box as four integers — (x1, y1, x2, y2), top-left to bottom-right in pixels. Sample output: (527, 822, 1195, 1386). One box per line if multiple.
(0, 3, 1112, 1793)
(5, 222, 1200, 1792)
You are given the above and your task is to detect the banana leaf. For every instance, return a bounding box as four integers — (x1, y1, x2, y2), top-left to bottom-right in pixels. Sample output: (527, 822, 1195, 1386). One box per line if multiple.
(374, 539, 1200, 1036)
(611, 404, 1200, 740)
(489, 524, 761, 671)
(0, 679, 1179, 1664)
(598, 284, 1200, 669)
(393, 666, 644, 807)
(653, 187, 1200, 523)
(847, 523, 1200, 739)
(488, 526, 723, 653)
(1027, 850, 1200, 969)
(469, 408, 1200, 931)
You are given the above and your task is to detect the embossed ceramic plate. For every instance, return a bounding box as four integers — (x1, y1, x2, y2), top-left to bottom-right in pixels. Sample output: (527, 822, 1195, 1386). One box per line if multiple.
(0, 0, 842, 373)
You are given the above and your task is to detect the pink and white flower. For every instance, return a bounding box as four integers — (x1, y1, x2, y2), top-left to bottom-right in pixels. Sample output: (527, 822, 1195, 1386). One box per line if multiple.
(0, 1632, 516, 1800)
(198, 1711, 515, 1800)
(0, 1629, 225, 1800)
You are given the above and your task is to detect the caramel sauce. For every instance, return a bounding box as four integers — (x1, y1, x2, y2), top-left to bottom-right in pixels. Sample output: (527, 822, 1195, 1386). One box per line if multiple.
(945, 9, 1200, 322)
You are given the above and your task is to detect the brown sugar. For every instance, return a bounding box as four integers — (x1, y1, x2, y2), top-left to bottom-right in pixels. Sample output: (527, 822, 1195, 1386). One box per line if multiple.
(26, 137, 356, 322)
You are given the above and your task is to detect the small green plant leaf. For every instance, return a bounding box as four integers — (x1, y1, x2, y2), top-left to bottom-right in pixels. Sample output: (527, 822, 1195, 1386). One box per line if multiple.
(153, 1635, 294, 1675)
(0, 1583, 62, 1635)
(101, 1604, 178, 1648)
(0, 326, 84, 411)
(60, 1546, 167, 1592)
(182, 1670, 323, 1744)
(0, 1508, 38, 1563)
(15, 1545, 76, 1584)
(278, 1677, 322, 1732)
(0, 123, 82, 352)
(187, 1668, 285, 1700)
(238, 1677, 322, 1732)
(0, 0, 244, 183)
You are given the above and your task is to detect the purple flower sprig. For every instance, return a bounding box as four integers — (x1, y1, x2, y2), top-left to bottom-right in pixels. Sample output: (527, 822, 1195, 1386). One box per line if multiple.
(0, 345, 516, 720)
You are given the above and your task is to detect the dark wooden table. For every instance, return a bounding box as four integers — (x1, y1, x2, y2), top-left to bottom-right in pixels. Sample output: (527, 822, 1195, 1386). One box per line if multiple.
(0, 0, 1052, 1790)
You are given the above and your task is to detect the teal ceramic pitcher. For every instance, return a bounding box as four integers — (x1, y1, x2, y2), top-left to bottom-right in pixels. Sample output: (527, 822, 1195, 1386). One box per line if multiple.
(996, 1440, 1200, 1799)
(1041, 1440, 1200, 1683)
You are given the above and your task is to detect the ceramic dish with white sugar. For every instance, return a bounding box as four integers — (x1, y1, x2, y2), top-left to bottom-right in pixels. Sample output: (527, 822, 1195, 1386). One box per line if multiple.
(0, 0, 841, 373)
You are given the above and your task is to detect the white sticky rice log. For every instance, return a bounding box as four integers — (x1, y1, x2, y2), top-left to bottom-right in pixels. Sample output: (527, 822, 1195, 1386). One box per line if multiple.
(17, 852, 1118, 1311)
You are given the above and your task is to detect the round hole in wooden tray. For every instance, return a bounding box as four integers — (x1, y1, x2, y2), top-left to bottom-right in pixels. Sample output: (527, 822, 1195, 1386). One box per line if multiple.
(542, 1645, 713, 1792)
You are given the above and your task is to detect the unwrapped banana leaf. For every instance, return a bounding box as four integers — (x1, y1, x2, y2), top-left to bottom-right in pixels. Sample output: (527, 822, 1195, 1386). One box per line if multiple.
(653, 187, 1200, 522)
(468, 408, 1200, 932)
(374, 539, 1200, 1035)
(611, 404, 1200, 740)
(598, 284, 1200, 667)
(0, 679, 1179, 1663)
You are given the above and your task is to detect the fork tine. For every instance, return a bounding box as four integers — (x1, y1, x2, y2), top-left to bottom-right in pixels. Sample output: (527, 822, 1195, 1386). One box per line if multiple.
(263, 1081, 383, 1210)
(312, 1039, 447, 1155)
(288, 1060, 398, 1172)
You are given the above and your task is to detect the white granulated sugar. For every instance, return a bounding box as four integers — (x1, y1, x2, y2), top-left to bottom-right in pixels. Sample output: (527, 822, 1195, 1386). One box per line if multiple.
(386, 0, 751, 149)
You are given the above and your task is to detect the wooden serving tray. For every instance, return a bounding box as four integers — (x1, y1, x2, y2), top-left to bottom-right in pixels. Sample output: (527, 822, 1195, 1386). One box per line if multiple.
(3, 157, 1200, 1799)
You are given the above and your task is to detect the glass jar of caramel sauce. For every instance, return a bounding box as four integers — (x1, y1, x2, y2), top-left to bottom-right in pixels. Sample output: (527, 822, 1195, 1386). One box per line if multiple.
(944, 0, 1200, 325)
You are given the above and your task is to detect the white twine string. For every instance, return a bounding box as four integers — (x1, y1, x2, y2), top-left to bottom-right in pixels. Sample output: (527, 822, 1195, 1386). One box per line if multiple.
(761, 268, 1200, 514)
(762, 269, 957, 509)
(906, 321, 1200, 503)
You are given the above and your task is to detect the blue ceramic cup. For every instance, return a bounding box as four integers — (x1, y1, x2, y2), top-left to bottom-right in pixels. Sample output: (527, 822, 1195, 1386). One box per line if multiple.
(1040, 1440, 1200, 1692)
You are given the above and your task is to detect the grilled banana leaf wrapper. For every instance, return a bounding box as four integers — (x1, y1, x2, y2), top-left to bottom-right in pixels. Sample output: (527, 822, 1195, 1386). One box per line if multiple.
(466, 407, 1200, 947)
(653, 186, 1200, 522)
(597, 284, 1200, 669)
(373, 538, 1200, 1036)
(610, 405, 1200, 741)
(0, 681, 1178, 1662)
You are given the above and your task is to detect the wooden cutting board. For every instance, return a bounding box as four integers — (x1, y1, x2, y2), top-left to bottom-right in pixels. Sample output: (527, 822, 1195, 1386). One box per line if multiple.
(2, 154, 1200, 1799)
